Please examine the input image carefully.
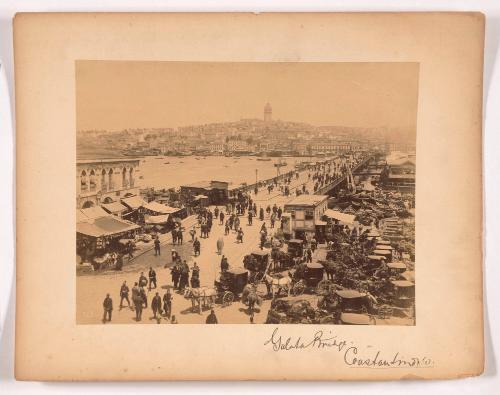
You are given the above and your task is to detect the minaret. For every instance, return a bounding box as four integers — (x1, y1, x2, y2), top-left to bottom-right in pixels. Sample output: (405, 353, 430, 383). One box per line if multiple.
(264, 102, 272, 122)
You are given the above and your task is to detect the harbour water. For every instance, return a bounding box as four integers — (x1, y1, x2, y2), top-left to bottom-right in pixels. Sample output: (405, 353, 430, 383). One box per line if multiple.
(137, 155, 317, 189)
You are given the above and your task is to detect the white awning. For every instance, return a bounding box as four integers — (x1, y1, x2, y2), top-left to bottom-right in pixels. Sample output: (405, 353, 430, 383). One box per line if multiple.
(144, 214, 170, 224)
(324, 209, 355, 224)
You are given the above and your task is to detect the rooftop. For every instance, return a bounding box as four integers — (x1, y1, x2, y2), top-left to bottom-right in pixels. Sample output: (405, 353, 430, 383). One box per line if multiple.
(284, 194, 329, 207)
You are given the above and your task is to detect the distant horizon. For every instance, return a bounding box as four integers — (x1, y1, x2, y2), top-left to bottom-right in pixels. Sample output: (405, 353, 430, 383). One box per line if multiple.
(76, 116, 403, 135)
(76, 61, 419, 140)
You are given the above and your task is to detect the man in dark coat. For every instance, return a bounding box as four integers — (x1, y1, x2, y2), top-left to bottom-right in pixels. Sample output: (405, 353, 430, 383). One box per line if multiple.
(179, 261, 190, 291)
(132, 284, 143, 321)
(171, 263, 180, 289)
(138, 272, 148, 288)
(154, 236, 161, 255)
(219, 211, 224, 225)
(193, 238, 201, 256)
(220, 255, 229, 272)
(102, 293, 113, 323)
(206, 309, 218, 324)
(140, 286, 148, 308)
(163, 289, 172, 319)
(247, 210, 253, 225)
(191, 262, 200, 288)
(119, 281, 130, 310)
(151, 292, 162, 320)
(148, 267, 157, 290)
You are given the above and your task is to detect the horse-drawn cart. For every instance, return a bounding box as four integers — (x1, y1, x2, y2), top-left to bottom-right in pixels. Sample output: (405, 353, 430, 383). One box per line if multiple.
(290, 262, 334, 296)
(214, 267, 249, 306)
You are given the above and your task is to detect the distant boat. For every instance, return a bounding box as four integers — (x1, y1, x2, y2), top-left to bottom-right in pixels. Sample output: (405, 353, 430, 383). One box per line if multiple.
(164, 162, 170, 164)
(257, 158, 272, 162)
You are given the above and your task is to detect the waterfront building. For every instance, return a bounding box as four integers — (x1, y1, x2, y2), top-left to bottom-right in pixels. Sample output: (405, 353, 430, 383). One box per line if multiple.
(283, 195, 329, 240)
(380, 153, 416, 192)
(76, 158, 141, 209)
(180, 180, 231, 205)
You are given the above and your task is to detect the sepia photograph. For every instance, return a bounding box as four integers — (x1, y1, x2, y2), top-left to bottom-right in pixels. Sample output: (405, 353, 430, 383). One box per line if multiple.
(75, 61, 418, 325)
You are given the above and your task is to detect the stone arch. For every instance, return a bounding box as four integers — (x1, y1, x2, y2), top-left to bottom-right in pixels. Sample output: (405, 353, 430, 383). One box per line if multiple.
(101, 169, 107, 191)
(89, 169, 96, 191)
(108, 168, 114, 189)
(129, 167, 134, 187)
(80, 170, 88, 191)
(82, 200, 94, 208)
(122, 167, 127, 188)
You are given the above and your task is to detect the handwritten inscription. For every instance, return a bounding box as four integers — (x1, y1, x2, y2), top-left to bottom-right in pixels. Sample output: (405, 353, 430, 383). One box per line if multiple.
(264, 327, 434, 369)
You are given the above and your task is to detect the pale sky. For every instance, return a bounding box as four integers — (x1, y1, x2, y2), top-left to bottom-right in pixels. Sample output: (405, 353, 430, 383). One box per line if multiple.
(76, 61, 419, 136)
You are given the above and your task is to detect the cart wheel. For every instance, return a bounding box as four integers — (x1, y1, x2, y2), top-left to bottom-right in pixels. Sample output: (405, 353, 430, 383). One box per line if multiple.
(316, 279, 334, 295)
(222, 291, 234, 306)
(291, 281, 305, 296)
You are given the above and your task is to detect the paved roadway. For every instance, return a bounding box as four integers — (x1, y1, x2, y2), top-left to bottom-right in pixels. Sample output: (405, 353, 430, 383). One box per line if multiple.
(76, 167, 323, 325)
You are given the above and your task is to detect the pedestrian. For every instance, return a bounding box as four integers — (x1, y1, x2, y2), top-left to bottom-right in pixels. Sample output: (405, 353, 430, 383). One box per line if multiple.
(138, 271, 148, 288)
(171, 262, 180, 289)
(148, 267, 157, 290)
(193, 237, 201, 256)
(163, 289, 172, 319)
(219, 211, 224, 225)
(119, 281, 131, 310)
(127, 240, 134, 260)
(189, 227, 196, 242)
(133, 287, 143, 322)
(151, 292, 162, 320)
(191, 262, 200, 288)
(220, 255, 229, 272)
(206, 309, 218, 324)
(224, 221, 230, 235)
(311, 236, 317, 252)
(102, 293, 113, 323)
(214, 206, 219, 219)
(270, 214, 275, 229)
(154, 236, 161, 256)
(248, 210, 253, 225)
(140, 286, 148, 308)
(234, 217, 240, 231)
(171, 227, 177, 245)
(306, 248, 312, 263)
(178, 228, 183, 245)
(259, 207, 264, 221)
(237, 228, 244, 243)
(277, 207, 282, 219)
(171, 249, 178, 265)
(260, 231, 266, 250)
(216, 237, 224, 255)
(179, 260, 190, 291)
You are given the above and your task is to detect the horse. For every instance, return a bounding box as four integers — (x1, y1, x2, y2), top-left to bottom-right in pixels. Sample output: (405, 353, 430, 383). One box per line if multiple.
(264, 274, 293, 298)
(184, 286, 217, 314)
(242, 284, 263, 313)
